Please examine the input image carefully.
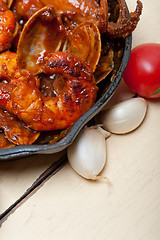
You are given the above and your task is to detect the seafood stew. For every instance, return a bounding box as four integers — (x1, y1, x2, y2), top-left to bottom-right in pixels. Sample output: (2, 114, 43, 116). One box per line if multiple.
(0, 0, 142, 160)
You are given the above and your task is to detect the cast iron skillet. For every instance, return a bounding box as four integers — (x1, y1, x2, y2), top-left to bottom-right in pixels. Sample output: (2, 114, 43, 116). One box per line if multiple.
(0, 7, 132, 161)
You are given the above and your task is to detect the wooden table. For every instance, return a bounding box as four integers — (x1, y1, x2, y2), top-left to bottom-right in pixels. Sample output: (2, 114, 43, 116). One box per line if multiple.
(0, 0, 160, 239)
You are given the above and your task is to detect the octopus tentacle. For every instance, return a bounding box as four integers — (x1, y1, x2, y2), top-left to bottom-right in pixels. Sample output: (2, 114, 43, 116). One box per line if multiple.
(107, 0, 143, 38)
(117, 0, 128, 24)
(98, 0, 109, 34)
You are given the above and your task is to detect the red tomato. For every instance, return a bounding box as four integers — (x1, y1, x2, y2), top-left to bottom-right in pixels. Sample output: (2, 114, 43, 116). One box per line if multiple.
(123, 43, 160, 98)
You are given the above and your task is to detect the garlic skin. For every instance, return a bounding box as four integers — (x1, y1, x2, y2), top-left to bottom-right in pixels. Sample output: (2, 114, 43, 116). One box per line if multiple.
(98, 97, 147, 134)
(67, 127, 108, 180)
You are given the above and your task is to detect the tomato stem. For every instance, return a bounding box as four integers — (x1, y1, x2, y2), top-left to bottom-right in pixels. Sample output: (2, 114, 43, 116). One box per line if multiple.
(152, 88, 160, 95)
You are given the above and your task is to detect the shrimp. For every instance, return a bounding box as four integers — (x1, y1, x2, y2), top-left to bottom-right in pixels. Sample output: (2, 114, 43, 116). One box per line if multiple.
(11, 0, 44, 25)
(0, 51, 40, 145)
(0, 1, 16, 53)
(0, 51, 40, 86)
(0, 52, 98, 131)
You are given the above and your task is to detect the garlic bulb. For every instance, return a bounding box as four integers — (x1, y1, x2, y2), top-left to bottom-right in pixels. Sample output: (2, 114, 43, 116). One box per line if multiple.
(98, 97, 147, 134)
(67, 127, 110, 180)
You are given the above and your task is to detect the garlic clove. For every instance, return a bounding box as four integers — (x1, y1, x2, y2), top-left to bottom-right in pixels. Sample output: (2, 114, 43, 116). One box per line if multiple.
(96, 126, 111, 138)
(98, 97, 147, 134)
(67, 127, 108, 180)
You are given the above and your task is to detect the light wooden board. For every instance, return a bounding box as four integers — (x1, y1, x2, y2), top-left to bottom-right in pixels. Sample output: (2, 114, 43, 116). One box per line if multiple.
(0, 152, 65, 213)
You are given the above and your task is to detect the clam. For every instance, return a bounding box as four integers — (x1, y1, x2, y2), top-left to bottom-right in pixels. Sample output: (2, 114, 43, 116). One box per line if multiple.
(17, 5, 65, 75)
(63, 22, 101, 72)
(0, 132, 15, 149)
(0, 109, 40, 145)
(94, 35, 115, 83)
(94, 47, 114, 83)
(7, 0, 14, 9)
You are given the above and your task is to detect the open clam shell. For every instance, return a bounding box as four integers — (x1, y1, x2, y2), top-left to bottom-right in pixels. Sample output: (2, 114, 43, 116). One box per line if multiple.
(7, 0, 14, 9)
(17, 5, 65, 75)
(94, 46, 114, 83)
(63, 22, 101, 72)
(0, 110, 40, 146)
(0, 132, 15, 149)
